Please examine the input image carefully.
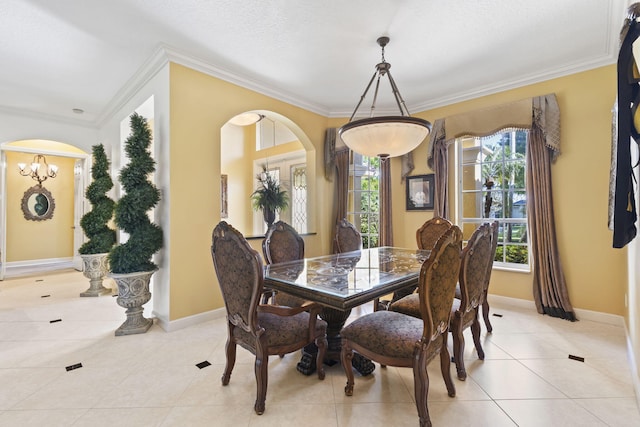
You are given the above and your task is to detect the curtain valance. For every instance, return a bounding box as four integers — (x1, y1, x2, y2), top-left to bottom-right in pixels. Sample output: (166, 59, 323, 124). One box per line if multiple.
(426, 94, 561, 169)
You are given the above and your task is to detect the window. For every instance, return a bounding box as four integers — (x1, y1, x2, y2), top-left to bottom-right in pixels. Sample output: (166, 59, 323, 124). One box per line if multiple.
(456, 129, 529, 270)
(252, 153, 307, 235)
(348, 152, 379, 248)
(290, 163, 307, 233)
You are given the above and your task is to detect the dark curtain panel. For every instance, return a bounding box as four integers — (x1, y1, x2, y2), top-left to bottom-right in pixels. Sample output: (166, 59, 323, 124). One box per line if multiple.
(528, 95, 575, 321)
(427, 119, 451, 219)
(332, 148, 350, 253)
(324, 128, 337, 181)
(379, 157, 393, 246)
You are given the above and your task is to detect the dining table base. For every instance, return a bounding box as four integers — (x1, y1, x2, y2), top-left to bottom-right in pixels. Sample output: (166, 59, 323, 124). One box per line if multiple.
(295, 307, 375, 376)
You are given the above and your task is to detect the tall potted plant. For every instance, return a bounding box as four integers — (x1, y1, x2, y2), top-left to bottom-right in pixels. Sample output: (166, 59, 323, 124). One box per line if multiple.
(109, 112, 164, 336)
(78, 144, 116, 297)
(251, 164, 289, 228)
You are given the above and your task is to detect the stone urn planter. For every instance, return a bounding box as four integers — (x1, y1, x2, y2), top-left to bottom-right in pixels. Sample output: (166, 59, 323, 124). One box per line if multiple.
(80, 253, 111, 297)
(111, 270, 155, 336)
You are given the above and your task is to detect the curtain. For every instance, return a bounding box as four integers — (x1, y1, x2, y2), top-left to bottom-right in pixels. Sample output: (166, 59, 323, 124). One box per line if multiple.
(379, 157, 393, 246)
(332, 147, 350, 253)
(427, 119, 451, 218)
(528, 95, 575, 320)
(401, 151, 414, 182)
(325, 128, 351, 252)
(425, 94, 574, 321)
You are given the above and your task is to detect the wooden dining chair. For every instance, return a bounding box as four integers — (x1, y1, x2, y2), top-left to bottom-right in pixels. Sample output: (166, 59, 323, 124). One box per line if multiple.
(340, 226, 462, 427)
(211, 221, 328, 415)
(334, 218, 362, 253)
(379, 215, 454, 309)
(262, 220, 307, 307)
(390, 223, 493, 381)
(416, 216, 454, 250)
(481, 220, 499, 333)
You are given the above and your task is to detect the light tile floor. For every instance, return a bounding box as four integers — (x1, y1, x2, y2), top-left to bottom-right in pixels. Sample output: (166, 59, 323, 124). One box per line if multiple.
(0, 269, 638, 426)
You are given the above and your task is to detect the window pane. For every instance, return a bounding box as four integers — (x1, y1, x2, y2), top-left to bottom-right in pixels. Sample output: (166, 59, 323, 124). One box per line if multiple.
(458, 129, 529, 270)
(462, 164, 483, 190)
(462, 192, 483, 218)
(502, 244, 528, 264)
(461, 222, 480, 242)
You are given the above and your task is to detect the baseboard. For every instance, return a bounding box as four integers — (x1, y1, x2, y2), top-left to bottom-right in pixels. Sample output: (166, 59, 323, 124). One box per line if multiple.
(154, 307, 226, 332)
(623, 322, 640, 411)
(487, 294, 625, 327)
(4, 257, 75, 277)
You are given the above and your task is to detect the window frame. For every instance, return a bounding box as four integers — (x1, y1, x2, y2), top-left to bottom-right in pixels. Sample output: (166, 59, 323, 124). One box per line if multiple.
(455, 129, 531, 272)
(347, 152, 380, 249)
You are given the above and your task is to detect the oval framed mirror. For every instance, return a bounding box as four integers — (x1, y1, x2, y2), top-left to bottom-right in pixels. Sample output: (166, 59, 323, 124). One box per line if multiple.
(21, 185, 55, 221)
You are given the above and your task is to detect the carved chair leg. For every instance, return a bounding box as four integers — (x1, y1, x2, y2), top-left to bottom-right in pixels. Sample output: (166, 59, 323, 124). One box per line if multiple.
(341, 341, 355, 396)
(413, 349, 432, 427)
(439, 335, 456, 397)
(482, 298, 493, 333)
(254, 343, 269, 415)
(451, 320, 467, 381)
(316, 335, 328, 380)
(222, 325, 237, 386)
(471, 311, 485, 360)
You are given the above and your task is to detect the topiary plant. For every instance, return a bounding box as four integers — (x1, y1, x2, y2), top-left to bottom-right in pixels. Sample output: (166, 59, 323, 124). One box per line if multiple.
(108, 112, 164, 274)
(79, 144, 116, 255)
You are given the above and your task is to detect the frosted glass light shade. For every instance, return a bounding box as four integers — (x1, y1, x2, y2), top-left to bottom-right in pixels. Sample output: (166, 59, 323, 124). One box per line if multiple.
(228, 112, 263, 126)
(338, 116, 432, 158)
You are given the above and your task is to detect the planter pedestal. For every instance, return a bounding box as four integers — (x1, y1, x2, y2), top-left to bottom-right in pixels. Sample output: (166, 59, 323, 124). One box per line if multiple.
(80, 253, 111, 297)
(110, 270, 155, 336)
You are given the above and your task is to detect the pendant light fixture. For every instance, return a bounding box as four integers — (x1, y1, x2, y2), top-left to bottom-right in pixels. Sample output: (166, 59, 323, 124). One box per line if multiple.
(338, 36, 432, 158)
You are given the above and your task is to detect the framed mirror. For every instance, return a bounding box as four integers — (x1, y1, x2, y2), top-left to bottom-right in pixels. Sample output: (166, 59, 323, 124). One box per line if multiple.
(21, 185, 55, 221)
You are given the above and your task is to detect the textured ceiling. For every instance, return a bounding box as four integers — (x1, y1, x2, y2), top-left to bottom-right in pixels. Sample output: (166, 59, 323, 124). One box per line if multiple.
(0, 0, 629, 126)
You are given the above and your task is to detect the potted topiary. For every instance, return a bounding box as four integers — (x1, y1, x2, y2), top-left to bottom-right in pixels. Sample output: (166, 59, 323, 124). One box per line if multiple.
(79, 144, 117, 297)
(108, 112, 163, 336)
(251, 164, 289, 228)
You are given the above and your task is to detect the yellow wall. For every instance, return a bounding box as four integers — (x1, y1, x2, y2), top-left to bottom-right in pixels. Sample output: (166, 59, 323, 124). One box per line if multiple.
(6, 152, 75, 261)
(168, 63, 330, 321)
(166, 61, 625, 321)
(388, 65, 626, 316)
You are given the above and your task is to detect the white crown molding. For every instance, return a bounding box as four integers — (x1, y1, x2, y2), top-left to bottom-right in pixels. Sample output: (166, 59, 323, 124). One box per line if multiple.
(96, 43, 332, 128)
(0, 105, 98, 129)
(408, 55, 618, 115)
(95, 46, 171, 127)
(160, 45, 331, 116)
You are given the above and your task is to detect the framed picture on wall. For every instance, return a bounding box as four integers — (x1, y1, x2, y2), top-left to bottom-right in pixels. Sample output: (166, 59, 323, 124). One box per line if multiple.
(406, 174, 434, 211)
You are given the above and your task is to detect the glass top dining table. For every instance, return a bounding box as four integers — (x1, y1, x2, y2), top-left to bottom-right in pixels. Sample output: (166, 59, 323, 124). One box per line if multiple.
(264, 246, 430, 311)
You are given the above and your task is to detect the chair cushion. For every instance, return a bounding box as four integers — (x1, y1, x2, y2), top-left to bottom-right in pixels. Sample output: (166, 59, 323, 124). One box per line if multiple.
(388, 294, 421, 319)
(341, 310, 439, 360)
(233, 311, 327, 348)
(275, 291, 308, 308)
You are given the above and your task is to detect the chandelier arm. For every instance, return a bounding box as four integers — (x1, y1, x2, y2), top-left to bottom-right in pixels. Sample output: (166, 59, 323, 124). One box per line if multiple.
(386, 70, 411, 116)
(349, 70, 380, 122)
(369, 74, 383, 118)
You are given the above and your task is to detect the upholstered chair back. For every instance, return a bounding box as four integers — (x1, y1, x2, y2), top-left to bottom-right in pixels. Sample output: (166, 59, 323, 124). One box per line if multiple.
(420, 226, 463, 341)
(458, 223, 493, 315)
(211, 221, 262, 334)
(334, 218, 362, 253)
(416, 216, 454, 250)
(262, 221, 304, 264)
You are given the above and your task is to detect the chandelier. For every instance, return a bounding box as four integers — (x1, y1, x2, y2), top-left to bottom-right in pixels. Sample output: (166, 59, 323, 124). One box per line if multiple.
(17, 154, 58, 185)
(338, 36, 432, 158)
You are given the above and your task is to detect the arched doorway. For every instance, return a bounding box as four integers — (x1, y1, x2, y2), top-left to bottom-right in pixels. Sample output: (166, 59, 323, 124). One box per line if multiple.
(221, 110, 317, 237)
(0, 140, 89, 279)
